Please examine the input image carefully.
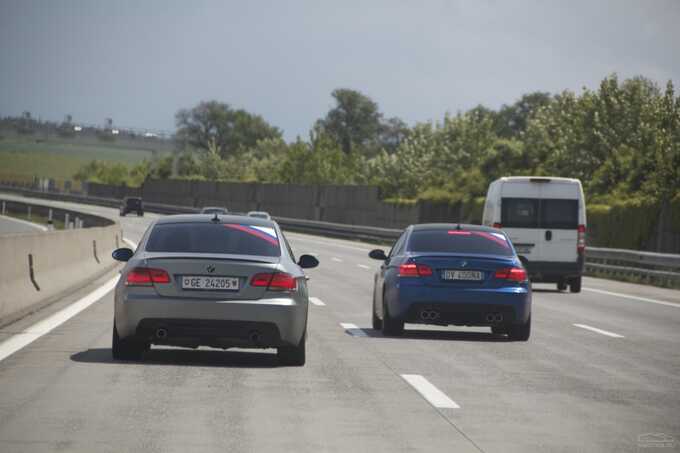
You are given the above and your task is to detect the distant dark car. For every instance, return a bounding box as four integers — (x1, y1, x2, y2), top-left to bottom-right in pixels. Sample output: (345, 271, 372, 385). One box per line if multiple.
(120, 197, 144, 217)
(369, 223, 532, 341)
(200, 206, 229, 215)
(248, 211, 271, 220)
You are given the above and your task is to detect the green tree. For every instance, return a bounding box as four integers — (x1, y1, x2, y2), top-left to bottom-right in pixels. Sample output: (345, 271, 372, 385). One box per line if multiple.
(175, 101, 282, 159)
(316, 89, 382, 155)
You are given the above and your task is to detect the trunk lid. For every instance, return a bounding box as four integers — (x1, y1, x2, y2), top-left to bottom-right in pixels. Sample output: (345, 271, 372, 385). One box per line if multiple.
(141, 252, 280, 300)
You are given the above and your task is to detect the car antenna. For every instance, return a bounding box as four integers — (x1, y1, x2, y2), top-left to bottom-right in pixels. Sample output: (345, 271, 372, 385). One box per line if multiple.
(211, 212, 220, 223)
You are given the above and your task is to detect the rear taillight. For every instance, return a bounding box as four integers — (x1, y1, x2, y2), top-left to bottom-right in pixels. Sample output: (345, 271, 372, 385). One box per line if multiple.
(577, 224, 586, 253)
(495, 267, 527, 282)
(250, 272, 297, 291)
(126, 267, 170, 286)
(399, 263, 433, 277)
(493, 222, 502, 229)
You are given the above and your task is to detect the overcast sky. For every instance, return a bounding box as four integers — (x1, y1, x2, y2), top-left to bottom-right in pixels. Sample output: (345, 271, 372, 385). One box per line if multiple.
(1, 0, 679, 140)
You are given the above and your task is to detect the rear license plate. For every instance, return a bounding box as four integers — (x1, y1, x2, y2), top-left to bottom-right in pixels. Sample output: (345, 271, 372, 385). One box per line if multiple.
(515, 245, 533, 254)
(442, 270, 483, 281)
(181, 276, 240, 291)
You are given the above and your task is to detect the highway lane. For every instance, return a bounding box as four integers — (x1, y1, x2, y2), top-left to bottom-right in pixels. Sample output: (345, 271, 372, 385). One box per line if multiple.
(0, 214, 47, 234)
(0, 194, 679, 452)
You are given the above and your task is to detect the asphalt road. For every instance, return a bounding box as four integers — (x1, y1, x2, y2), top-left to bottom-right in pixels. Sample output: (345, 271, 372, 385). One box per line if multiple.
(0, 194, 679, 452)
(0, 214, 47, 234)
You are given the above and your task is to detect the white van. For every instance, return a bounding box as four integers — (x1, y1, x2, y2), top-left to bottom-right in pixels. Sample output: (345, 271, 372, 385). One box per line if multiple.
(482, 176, 586, 292)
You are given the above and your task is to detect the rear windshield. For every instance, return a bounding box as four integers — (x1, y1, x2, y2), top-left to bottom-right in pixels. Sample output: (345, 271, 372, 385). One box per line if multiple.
(408, 229, 514, 256)
(125, 198, 141, 206)
(146, 223, 280, 257)
(502, 198, 578, 229)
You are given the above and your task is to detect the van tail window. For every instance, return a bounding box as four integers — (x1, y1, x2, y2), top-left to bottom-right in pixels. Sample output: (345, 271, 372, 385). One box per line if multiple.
(501, 198, 578, 229)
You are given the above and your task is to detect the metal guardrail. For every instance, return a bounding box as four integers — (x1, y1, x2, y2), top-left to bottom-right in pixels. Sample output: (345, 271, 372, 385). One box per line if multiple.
(586, 247, 680, 287)
(2, 185, 679, 287)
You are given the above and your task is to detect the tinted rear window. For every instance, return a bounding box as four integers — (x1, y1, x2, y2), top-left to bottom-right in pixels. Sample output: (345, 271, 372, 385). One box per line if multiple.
(502, 198, 578, 229)
(146, 223, 280, 256)
(125, 198, 141, 206)
(408, 229, 514, 256)
(501, 198, 538, 228)
(540, 199, 578, 229)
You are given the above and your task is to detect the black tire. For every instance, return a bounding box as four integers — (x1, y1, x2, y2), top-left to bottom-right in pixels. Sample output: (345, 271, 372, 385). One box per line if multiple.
(111, 322, 146, 360)
(372, 295, 383, 330)
(278, 332, 306, 366)
(508, 315, 531, 341)
(557, 280, 567, 291)
(382, 297, 404, 337)
(569, 277, 582, 293)
(491, 326, 508, 335)
(137, 211, 144, 217)
(119, 211, 126, 217)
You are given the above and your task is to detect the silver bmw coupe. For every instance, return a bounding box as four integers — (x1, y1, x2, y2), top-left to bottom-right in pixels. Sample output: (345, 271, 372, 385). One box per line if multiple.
(111, 214, 318, 366)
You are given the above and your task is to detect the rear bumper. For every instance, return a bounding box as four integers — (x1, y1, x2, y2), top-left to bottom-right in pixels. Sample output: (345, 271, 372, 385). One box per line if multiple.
(114, 292, 307, 348)
(525, 257, 584, 282)
(387, 285, 531, 326)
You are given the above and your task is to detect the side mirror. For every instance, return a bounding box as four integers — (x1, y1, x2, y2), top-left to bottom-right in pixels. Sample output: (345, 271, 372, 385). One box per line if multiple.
(369, 249, 388, 260)
(298, 254, 319, 269)
(112, 247, 134, 262)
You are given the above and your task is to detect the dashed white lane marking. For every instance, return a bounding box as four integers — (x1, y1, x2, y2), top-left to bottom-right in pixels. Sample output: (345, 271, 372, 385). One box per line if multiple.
(583, 287, 680, 309)
(331, 257, 343, 262)
(401, 374, 461, 409)
(340, 323, 368, 337)
(0, 276, 120, 362)
(573, 323, 625, 338)
(309, 297, 326, 306)
(357, 264, 371, 270)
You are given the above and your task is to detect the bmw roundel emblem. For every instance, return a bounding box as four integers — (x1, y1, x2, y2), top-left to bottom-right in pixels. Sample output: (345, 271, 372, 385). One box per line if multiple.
(206, 265, 216, 273)
(460, 261, 468, 268)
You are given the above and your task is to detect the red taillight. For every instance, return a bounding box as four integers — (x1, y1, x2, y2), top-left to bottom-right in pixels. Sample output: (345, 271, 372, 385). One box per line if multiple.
(250, 272, 297, 291)
(126, 267, 170, 286)
(493, 222, 502, 229)
(399, 263, 433, 277)
(495, 267, 527, 282)
(577, 224, 586, 253)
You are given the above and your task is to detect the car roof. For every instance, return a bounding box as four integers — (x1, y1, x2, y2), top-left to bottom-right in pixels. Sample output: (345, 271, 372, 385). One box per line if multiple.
(154, 214, 276, 227)
(409, 223, 501, 233)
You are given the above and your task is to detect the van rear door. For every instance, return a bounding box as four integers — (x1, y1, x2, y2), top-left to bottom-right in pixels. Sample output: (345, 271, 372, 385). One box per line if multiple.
(501, 195, 540, 261)
(537, 182, 580, 263)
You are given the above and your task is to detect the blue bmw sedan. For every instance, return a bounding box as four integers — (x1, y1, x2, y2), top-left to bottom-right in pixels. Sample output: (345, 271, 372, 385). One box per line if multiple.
(368, 224, 532, 341)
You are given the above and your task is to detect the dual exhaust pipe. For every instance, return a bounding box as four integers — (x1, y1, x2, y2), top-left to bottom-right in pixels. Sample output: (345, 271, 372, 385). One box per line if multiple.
(485, 313, 504, 323)
(420, 310, 441, 321)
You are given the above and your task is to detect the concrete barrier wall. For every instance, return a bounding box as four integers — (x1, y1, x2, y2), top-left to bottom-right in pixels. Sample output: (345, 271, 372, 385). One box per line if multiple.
(0, 221, 121, 327)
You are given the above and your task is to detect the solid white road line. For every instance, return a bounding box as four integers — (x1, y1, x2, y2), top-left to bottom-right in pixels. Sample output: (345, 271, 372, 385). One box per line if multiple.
(401, 374, 461, 409)
(331, 257, 343, 262)
(357, 264, 371, 270)
(309, 297, 326, 306)
(0, 214, 49, 232)
(340, 323, 368, 337)
(573, 323, 625, 338)
(583, 287, 680, 309)
(0, 276, 120, 362)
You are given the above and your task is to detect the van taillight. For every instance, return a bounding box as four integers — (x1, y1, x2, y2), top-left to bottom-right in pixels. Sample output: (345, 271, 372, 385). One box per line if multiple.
(126, 267, 170, 286)
(493, 222, 502, 229)
(577, 224, 586, 253)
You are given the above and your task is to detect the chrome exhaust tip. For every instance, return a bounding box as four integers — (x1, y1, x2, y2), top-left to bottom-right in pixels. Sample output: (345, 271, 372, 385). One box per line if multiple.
(495, 313, 504, 322)
(155, 328, 168, 339)
(420, 310, 441, 321)
(485, 314, 495, 323)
